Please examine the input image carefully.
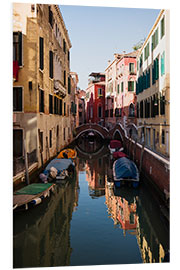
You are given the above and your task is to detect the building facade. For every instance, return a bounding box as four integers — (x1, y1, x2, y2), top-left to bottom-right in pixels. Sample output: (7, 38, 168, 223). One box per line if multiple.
(136, 9, 170, 157)
(85, 73, 105, 126)
(13, 3, 73, 183)
(105, 52, 138, 131)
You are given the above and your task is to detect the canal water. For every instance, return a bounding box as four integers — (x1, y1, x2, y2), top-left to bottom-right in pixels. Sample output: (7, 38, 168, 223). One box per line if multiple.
(13, 138, 169, 268)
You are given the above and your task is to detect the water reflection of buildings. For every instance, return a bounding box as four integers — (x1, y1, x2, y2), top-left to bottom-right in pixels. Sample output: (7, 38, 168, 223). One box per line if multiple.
(76, 142, 109, 198)
(105, 184, 138, 235)
(105, 182, 169, 263)
(86, 157, 106, 198)
(136, 187, 169, 263)
(13, 179, 79, 268)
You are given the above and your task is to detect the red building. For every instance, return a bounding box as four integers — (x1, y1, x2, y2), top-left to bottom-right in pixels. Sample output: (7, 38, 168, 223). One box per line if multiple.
(85, 72, 105, 126)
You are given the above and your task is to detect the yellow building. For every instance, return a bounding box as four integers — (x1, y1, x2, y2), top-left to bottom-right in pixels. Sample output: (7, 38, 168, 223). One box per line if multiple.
(136, 10, 170, 158)
(13, 3, 72, 184)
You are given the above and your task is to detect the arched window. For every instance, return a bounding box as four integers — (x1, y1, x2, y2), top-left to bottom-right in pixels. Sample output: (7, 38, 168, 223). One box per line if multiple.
(98, 105, 102, 118)
(129, 103, 135, 117)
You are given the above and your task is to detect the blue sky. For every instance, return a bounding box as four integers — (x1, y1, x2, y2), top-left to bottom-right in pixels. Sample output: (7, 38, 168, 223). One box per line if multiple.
(59, 5, 160, 90)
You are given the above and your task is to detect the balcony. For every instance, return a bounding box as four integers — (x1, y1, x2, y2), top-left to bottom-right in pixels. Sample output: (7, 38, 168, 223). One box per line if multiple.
(54, 80, 66, 98)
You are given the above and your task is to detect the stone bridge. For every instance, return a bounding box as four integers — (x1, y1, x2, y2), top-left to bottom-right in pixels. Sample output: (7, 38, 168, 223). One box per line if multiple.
(75, 123, 128, 143)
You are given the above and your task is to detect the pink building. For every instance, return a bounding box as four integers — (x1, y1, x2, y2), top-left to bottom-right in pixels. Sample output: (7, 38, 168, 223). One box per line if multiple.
(105, 51, 138, 129)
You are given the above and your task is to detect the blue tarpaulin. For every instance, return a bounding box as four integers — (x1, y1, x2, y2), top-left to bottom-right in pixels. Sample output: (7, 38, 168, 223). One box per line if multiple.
(114, 157, 138, 180)
(44, 158, 74, 172)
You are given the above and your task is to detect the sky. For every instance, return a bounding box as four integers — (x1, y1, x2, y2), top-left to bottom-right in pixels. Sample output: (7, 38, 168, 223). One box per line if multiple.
(59, 4, 160, 90)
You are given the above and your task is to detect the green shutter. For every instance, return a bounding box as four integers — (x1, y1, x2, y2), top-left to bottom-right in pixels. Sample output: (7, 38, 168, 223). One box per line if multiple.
(161, 51, 165, 75)
(161, 17, 165, 38)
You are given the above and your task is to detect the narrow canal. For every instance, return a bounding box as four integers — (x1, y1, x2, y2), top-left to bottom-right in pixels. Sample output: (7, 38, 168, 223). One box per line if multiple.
(13, 138, 169, 268)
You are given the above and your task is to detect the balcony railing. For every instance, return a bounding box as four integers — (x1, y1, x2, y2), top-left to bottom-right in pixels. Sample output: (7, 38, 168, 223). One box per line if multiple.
(54, 80, 66, 98)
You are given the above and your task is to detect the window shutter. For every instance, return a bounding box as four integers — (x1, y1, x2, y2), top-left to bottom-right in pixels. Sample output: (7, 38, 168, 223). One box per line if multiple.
(39, 37, 44, 70)
(161, 51, 165, 75)
(68, 76, 71, 94)
(49, 51, 53, 78)
(18, 32, 22, 66)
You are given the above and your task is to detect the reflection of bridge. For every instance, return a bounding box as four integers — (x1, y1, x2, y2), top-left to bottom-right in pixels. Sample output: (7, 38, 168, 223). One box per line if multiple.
(75, 123, 127, 142)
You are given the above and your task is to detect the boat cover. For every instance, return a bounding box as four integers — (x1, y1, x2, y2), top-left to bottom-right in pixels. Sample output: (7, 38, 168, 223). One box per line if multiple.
(113, 151, 127, 159)
(113, 157, 138, 180)
(110, 140, 122, 149)
(44, 158, 74, 173)
(14, 183, 54, 195)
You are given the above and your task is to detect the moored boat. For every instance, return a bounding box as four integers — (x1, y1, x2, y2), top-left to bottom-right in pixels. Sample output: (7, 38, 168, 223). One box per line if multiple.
(42, 158, 75, 182)
(109, 140, 124, 154)
(13, 183, 55, 211)
(57, 148, 77, 159)
(113, 157, 139, 188)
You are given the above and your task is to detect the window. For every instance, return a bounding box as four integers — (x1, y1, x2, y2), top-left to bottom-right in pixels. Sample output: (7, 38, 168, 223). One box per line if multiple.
(13, 32, 22, 66)
(160, 95, 165, 115)
(49, 130, 52, 148)
(90, 106, 93, 118)
(48, 6, 53, 28)
(98, 105, 102, 118)
(49, 94, 53, 114)
(64, 102, 66, 116)
(121, 82, 124, 92)
(105, 110, 109, 118)
(39, 89, 44, 113)
(13, 129, 23, 157)
(110, 109, 113, 117)
(140, 100, 144, 118)
(129, 103, 135, 117)
(39, 130, 43, 152)
(64, 127, 66, 141)
(13, 87, 22, 111)
(49, 51, 53, 79)
(145, 99, 150, 118)
(63, 39, 66, 54)
(129, 63, 135, 73)
(137, 103, 139, 118)
(59, 99, 62, 115)
(162, 129, 165, 145)
(140, 53, 143, 67)
(152, 28, 159, 50)
(128, 81, 134, 91)
(54, 96, 58, 114)
(152, 57, 159, 84)
(144, 42, 149, 61)
(117, 84, 120, 94)
(161, 51, 165, 76)
(98, 88, 103, 97)
(68, 76, 71, 94)
(64, 70, 66, 86)
(151, 96, 155, 118)
(161, 16, 165, 38)
(39, 37, 44, 70)
(115, 108, 119, 117)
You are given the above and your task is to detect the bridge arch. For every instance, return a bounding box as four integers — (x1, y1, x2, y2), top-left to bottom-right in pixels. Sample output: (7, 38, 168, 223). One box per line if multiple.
(75, 123, 109, 140)
(109, 123, 127, 143)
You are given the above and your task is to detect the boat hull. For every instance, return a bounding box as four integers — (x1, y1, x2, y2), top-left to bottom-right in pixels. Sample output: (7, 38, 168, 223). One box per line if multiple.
(113, 157, 139, 188)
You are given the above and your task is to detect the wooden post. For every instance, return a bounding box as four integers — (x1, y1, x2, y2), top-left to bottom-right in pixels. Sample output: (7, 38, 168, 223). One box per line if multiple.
(38, 129, 43, 167)
(46, 136, 50, 160)
(133, 138, 137, 162)
(24, 138, 29, 185)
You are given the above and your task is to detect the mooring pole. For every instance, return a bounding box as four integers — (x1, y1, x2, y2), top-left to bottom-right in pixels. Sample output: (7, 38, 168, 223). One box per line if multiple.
(24, 138, 29, 185)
